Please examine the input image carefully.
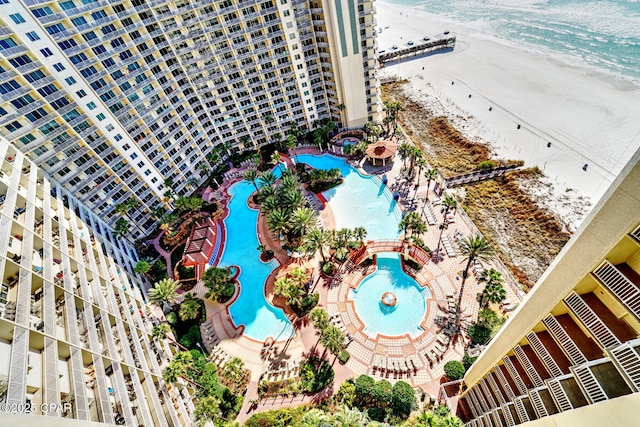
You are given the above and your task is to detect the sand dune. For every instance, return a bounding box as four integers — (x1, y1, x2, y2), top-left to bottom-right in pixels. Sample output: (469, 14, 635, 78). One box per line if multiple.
(375, 1, 640, 213)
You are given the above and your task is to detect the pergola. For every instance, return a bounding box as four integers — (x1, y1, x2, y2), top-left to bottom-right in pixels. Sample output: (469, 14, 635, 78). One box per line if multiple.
(365, 140, 398, 166)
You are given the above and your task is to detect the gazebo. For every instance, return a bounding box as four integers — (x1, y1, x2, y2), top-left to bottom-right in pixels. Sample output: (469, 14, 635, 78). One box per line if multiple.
(365, 140, 398, 166)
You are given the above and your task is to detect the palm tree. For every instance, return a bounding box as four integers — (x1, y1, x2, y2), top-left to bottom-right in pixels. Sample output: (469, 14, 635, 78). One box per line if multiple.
(193, 396, 221, 427)
(424, 169, 437, 201)
(320, 324, 345, 355)
(243, 168, 259, 192)
(477, 268, 506, 307)
(147, 278, 180, 307)
(477, 282, 507, 308)
(353, 227, 367, 247)
(150, 206, 165, 220)
(271, 151, 283, 172)
(458, 235, 495, 306)
(258, 171, 277, 188)
(304, 227, 330, 262)
(279, 169, 298, 191)
(286, 133, 298, 163)
(267, 208, 290, 239)
(113, 218, 130, 238)
(309, 307, 329, 332)
(178, 293, 201, 321)
(383, 100, 403, 135)
(440, 414, 464, 427)
(398, 143, 411, 169)
(274, 277, 304, 307)
(300, 409, 330, 427)
(408, 146, 422, 174)
(332, 405, 369, 427)
(416, 158, 427, 183)
(290, 206, 318, 236)
(260, 195, 280, 215)
(151, 323, 171, 341)
(282, 188, 304, 211)
(442, 193, 458, 216)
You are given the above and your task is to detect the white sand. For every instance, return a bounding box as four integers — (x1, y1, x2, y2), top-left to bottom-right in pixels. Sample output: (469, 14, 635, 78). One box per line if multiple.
(375, 1, 640, 227)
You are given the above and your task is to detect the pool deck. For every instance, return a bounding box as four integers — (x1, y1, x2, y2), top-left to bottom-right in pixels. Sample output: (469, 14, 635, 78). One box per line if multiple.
(191, 147, 524, 423)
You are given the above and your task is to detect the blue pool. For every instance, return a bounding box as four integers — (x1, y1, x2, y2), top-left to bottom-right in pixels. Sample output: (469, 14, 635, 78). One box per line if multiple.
(296, 154, 402, 241)
(348, 253, 430, 338)
(212, 154, 403, 341)
(217, 181, 293, 342)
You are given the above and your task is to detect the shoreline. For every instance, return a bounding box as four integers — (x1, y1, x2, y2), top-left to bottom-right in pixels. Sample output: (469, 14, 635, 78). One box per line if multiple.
(375, 1, 640, 228)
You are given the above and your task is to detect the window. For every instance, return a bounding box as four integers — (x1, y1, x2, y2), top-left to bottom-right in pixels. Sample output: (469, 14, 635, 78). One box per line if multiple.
(144, 169, 151, 176)
(6, 121, 23, 132)
(82, 31, 97, 41)
(0, 38, 17, 51)
(283, 9, 290, 16)
(37, 84, 57, 97)
(8, 54, 32, 67)
(91, 10, 107, 20)
(10, 14, 25, 24)
(65, 76, 76, 85)
(114, 134, 122, 141)
(71, 17, 87, 26)
(59, 1, 76, 10)
(0, 80, 20, 94)
(136, 161, 144, 168)
(106, 124, 114, 131)
(130, 153, 138, 159)
(76, 89, 86, 98)
(57, 39, 77, 50)
(32, 7, 53, 18)
(53, 63, 65, 72)
(26, 32, 40, 41)
(40, 47, 53, 57)
(96, 113, 106, 121)
(45, 23, 66, 35)
(69, 53, 87, 64)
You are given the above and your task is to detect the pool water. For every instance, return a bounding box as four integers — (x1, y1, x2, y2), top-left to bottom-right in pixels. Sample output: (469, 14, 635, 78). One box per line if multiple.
(296, 154, 402, 241)
(218, 181, 293, 342)
(211, 154, 404, 341)
(348, 253, 430, 338)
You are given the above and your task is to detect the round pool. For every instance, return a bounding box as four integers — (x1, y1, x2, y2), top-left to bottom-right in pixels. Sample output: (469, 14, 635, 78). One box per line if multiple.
(348, 253, 430, 338)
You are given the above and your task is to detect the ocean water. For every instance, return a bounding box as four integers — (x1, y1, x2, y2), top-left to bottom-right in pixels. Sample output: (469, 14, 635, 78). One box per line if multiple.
(383, 0, 640, 85)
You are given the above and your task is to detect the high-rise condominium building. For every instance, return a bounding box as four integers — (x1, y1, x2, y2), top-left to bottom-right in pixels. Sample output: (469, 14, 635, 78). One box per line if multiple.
(452, 149, 640, 427)
(0, 141, 193, 425)
(0, 0, 379, 237)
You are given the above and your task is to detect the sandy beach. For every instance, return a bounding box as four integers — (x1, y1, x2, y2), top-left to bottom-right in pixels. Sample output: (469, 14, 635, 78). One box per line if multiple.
(375, 1, 640, 218)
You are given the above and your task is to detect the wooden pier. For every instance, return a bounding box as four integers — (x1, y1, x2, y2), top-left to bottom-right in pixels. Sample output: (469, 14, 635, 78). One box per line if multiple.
(378, 35, 456, 64)
(444, 164, 521, 188)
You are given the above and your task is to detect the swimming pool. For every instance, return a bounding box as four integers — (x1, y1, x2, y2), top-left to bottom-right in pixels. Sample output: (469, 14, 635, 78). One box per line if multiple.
(348, 253, 430, 338)
(296, 154, 402, 241)
(217, 181, 293, 342)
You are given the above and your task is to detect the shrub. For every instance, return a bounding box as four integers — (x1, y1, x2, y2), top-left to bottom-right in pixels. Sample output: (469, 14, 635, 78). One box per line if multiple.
(372, 379, 393, 408)
(291, 293, 319, 317)
(468, 323, 492, 345)
(178, 325, 201, 349)
(367, 407, 388, 422)
(355, 375, 375, 404)
(165, 312, 177, 325)
(322, 261, 334, 275)
(463, 352, 478, 371)
(335, 380, 356, 406)
(300, 358, 334, 393)
(477, 160, 496, 171)
(338, 350, 350, 364)
(391, 381, 416, 417)
(444, 360, 465, 380)
(403, 257, 423, 270)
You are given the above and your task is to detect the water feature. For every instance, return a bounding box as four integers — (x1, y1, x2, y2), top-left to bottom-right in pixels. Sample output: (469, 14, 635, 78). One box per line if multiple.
(296, 153, 402, 241)
(349, 252, 430, 337)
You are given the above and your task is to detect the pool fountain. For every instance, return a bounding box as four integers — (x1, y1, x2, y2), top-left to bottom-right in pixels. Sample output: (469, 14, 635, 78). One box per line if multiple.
(381, 291, 398, 307)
